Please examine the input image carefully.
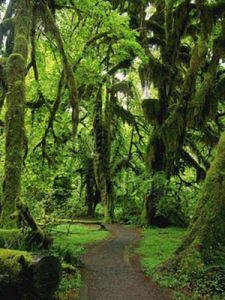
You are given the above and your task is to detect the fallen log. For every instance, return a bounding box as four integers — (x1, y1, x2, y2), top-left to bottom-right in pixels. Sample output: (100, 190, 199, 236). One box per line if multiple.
(51, 218, 107, 231)
(0, 248, 61, 300)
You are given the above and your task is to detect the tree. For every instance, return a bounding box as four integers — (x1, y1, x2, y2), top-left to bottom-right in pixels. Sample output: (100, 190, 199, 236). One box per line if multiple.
(0, 0, 33, 228)
(172, 130, 225, 273)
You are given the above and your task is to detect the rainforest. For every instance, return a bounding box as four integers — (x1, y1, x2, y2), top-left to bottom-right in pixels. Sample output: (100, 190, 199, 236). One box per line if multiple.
(0, 0, 225, 299)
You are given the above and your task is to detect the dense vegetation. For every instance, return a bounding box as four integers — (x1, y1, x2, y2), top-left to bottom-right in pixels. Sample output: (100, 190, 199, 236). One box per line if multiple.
(0, 0, 225, 299)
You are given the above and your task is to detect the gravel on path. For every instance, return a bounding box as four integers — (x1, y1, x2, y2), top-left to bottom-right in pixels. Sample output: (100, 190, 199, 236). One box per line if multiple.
(80, 224, 172, 300)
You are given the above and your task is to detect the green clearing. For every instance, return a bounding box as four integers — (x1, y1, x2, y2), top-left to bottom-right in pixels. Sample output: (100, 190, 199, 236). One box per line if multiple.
(52, 224, 109, 256)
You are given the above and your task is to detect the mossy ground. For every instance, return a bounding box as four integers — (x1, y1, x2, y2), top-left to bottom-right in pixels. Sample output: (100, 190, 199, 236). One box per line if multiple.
(136, 227, 185, 277)
(136, 227, 225, 300)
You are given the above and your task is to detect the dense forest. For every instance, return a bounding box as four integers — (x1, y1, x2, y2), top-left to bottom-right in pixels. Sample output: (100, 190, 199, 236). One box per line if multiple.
(0, 0, 225, 299)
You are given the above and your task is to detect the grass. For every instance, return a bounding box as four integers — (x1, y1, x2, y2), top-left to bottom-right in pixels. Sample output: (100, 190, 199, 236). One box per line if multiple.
(135, 227, 225, 300)
(136, 226, 185, 277)
(51, 223, 109, 300)
(51, 224, 109, 264)
(52, 224, 108, 249)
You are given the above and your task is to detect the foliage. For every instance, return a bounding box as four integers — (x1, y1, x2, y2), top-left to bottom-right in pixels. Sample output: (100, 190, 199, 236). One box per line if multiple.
(136, 227, 185, 277)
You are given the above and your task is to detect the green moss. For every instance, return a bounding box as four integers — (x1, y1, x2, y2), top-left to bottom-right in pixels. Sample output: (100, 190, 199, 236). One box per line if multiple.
(39, 2, 79, 136)
(14, 35, 29, 59)
(7, 54, 26, 81)
(142, 98, 160, 124)
(62, 263, 77, 273)
(1, 0, 32, 229)
(0, 229, 19, 247)
(0, 248, 32, 283)
(170, 131, 225, 287)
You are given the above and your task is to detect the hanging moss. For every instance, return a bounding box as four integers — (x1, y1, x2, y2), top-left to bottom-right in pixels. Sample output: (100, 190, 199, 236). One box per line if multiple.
(187, 27, 225, 127)
(113, 104, 135, 125)
(142, 98, 160, 124)
(39, 2, 79, 136)
(0, 18, 14, 48)
(160, 104, 185, 154)
(111, 81, 132, 96)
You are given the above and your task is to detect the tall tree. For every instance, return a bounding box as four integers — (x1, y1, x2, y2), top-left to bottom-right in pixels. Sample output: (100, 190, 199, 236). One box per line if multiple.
(0, 0, 33, 227)
(173, 130, 225, 272)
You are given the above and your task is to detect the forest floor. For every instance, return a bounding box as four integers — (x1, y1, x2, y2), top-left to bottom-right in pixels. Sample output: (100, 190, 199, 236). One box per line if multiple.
(79, 224, 172, 300)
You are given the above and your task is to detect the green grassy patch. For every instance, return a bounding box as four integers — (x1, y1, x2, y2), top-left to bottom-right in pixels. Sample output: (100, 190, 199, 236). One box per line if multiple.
(51, 224, 109, 299)
(53, 224, 108, 247)
(135, 227, 225, 300)
(136, 226, 185, 277)
(51, 224, 108, 264)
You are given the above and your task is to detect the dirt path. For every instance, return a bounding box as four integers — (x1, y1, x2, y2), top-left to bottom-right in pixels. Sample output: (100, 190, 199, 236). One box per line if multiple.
(80, 224, 172, 300)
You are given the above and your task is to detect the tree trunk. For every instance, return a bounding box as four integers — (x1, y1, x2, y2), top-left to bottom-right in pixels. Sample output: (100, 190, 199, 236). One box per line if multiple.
(93, 87, 114, 223)
(86, 173, 100, 217)
(174, 131, 225, 272)
(0, 0, 33, 228)
(0, 248, 61, 300)
(142, 170, 170, 227)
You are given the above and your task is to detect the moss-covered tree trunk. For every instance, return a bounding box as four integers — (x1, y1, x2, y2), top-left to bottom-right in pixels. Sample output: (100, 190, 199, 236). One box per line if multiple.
(174, 131, 225, 272)
(0, 0, 33, 228)
(93, 87, 114, 223)
(86, 172, 100, 217)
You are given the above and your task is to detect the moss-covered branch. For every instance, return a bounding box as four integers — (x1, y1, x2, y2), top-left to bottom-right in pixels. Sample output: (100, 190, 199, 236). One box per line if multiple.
(39, 2, 79, 136)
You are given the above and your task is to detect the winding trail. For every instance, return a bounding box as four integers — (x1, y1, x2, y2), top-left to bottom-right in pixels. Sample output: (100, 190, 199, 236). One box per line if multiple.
(80, 224, 171, 300)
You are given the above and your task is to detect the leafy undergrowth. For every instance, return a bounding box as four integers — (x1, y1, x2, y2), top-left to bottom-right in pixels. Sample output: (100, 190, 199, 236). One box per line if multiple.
(136, 227, 225, 300)
(136, 227, 185, 277)
(51, 224, 109, 300)
(56, 271, 81, 300)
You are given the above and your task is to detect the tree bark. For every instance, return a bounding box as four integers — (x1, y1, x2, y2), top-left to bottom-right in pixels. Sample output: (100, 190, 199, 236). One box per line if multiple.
(0, 0, 33, 228)
(173, 131, 225, 272)
(93, 87, 114, 223)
